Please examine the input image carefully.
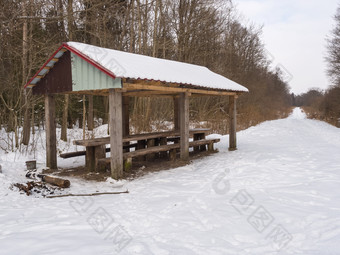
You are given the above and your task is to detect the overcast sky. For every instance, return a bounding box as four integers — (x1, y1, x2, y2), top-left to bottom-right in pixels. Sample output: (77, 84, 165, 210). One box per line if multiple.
(235, 0, 339, 94)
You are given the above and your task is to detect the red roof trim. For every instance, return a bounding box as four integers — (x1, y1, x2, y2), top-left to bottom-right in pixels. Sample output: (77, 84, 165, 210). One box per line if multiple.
(62, 43, 116, 79)
(24, 44, 65, 88)
(24, 42, 117, 89)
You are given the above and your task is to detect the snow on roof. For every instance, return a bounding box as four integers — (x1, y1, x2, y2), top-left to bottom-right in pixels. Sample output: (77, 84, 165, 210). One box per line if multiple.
(66, 42, 248, 92)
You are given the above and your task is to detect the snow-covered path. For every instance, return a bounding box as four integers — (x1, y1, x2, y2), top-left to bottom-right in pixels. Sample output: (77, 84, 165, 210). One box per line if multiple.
(0, 108, 340, 255)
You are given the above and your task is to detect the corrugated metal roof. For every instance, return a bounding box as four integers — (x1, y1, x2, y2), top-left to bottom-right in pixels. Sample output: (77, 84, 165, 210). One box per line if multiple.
(67, 42, 248, 92)
(25, 42, 248, 93)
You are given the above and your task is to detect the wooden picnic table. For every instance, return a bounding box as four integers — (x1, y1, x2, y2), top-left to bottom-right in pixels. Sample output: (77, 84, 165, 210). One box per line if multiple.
(73, 129, 210, 172)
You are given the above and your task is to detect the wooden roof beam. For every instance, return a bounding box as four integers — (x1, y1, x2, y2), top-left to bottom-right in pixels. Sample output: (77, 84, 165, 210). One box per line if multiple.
(123, 83, 238, 96)
(124, 90, 178, 97)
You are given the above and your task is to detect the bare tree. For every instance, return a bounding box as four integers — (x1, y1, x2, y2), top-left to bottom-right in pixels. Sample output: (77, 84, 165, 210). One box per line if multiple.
(326, 5, 340, 87)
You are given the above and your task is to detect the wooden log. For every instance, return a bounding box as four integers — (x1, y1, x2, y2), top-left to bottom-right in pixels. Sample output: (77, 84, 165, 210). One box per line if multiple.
(40, 175, 70, 188)
(229, 95, 237, 151)
(60, 150, 86, 158)
(109, 89, 123, 180)
(179, 92, 189, 160)
(45, 95, 57, 169)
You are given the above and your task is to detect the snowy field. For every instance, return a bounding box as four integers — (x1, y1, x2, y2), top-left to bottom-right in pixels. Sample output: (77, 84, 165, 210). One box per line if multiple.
(0, 108, 340, 255)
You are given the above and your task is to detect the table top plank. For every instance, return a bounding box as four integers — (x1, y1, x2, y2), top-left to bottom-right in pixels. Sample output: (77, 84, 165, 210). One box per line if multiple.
(73, 129, 211, 147)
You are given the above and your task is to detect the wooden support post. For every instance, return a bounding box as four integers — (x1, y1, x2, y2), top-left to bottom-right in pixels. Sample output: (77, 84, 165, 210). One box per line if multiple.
(229, 95, 237, 151)
(88, 95, 94, 131)
(122, 96, 130, 136)
(124, 158, 132, 172)
(199, 133, 206, 151)
(122, 96, 130, 152)
(169, 149, 177, 161)
(146, 138, 155, 161)
(193, 133, 200, 152)
(86, 147, 95, 170)
(109, 89, 123, 179)
(86, 146, 105, 172)
(95, 145, 106, 171)
(173, 96, 179, 131)
(174, 137, 180, 153)
(154, 138, 160, 158)
(179, 92, 189, 160)
(159, 137, 167, 158)
(45, 94, 57, 169)
(136, 140, 146, 161)
(193, 133, 206, 152)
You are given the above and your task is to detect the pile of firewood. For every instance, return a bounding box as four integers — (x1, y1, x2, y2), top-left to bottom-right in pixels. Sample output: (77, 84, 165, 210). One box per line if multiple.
(11, 171, 71, 197)
(12, 181, 59, 196)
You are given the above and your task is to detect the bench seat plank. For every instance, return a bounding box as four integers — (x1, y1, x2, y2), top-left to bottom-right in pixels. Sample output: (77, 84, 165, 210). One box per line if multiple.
(60, 143, 137, 158)
(97, 138, 220, 165)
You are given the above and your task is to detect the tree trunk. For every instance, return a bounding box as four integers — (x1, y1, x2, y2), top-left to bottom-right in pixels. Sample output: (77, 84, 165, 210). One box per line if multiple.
(88, 95, 94, 131)
(152, 0, 160, 57)
(83, 95, 86, 140)
(61, 0, 73, 141)
(31, 100, 35, 135)
(22, 92, 31, 145)
(61, 94, 69, 141)
(21, 0, 30, 145)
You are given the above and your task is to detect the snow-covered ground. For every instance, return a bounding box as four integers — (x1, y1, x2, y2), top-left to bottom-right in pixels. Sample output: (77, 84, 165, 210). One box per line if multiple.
(0, 108, 340, 254)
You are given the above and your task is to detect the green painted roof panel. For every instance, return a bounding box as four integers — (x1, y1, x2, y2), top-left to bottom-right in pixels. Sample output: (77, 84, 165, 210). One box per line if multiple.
(71, 52, 121, 91)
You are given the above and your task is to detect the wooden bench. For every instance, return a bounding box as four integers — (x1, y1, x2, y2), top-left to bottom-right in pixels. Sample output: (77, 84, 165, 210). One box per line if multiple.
(69, 129, 211, 172)
(60, 143, 137, 159)
(97, 138, 220, 171)
(72, 129, 210, 146)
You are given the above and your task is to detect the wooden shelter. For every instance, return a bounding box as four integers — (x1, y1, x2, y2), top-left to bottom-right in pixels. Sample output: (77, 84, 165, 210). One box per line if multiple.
(24, 42, 248, 179)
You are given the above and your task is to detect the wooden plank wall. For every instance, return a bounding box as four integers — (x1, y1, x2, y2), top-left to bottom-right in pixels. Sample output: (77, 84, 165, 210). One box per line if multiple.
(33, 51, 72, 95)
